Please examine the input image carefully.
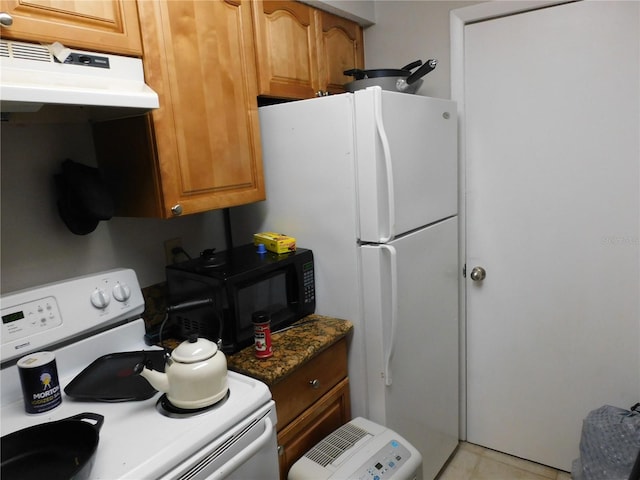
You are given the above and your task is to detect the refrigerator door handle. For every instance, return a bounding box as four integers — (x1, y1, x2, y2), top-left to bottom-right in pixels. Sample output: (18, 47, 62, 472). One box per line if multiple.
(381, 244, 398, 386)
(374, 88, 395, 243)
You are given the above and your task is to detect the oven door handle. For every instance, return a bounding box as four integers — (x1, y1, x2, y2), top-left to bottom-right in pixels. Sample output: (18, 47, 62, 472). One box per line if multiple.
(207, 416, 274, 479)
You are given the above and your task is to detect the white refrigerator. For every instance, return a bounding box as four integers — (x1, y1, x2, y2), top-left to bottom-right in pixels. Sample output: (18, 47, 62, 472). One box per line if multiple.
(231, 86, 459, 479)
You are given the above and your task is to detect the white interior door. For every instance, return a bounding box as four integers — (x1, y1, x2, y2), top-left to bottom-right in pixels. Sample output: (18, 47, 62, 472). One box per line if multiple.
(464, 1, 639, 471)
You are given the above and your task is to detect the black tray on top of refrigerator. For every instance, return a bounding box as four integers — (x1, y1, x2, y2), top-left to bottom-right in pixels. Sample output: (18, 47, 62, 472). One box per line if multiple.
(64, 350, 166, 402)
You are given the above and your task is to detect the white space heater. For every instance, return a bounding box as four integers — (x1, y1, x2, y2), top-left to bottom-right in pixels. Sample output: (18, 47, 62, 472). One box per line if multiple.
(288, 417, 423, 480)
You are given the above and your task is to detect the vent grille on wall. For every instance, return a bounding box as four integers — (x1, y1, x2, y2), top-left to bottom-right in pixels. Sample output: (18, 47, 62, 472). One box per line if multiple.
(303, 422, 371, 467)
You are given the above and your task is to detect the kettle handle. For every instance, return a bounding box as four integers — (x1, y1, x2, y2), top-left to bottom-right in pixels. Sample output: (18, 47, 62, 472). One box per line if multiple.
(166, 298, 215, 313)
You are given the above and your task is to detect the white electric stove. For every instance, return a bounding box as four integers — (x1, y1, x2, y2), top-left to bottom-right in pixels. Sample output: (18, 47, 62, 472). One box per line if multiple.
(0, 269, 280, 479)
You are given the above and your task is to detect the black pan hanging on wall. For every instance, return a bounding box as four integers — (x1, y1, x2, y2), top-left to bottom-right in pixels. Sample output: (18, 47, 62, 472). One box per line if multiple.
(55, 159, 114, 235)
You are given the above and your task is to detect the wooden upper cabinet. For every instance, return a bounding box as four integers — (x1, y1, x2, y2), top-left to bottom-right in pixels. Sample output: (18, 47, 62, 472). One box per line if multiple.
(93, 0, 264, 218)
(252, 0, 364, 100)
(252, 0, 320, 99)
(317, 10, 364, 95)
(0, 0, 142, 56)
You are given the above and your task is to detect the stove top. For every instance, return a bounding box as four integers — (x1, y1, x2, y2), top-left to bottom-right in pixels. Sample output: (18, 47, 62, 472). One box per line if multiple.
(0, 269, 274, 479)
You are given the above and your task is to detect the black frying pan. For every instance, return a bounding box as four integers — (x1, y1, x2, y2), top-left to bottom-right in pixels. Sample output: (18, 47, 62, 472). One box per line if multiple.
(1, 412, 104, 480)
(343, 59, 437, 94)
(343, 60, 423, 80)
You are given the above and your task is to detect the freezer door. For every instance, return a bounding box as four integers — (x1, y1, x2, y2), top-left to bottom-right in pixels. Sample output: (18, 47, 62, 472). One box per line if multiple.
(355, 87, 457, 242)
(361, 217, 459, 479)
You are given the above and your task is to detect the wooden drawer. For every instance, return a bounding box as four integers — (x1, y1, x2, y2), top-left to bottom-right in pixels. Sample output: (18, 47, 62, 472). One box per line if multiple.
(277, 377, 351, 480)
(271, 338, 347, 430)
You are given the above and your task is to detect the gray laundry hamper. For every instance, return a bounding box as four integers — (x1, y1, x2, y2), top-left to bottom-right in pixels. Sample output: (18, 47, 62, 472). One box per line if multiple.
(572, 404, 640, 480)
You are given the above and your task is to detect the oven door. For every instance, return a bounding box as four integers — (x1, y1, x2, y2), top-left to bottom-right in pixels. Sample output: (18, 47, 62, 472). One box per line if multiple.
(161, 401, 279, 480)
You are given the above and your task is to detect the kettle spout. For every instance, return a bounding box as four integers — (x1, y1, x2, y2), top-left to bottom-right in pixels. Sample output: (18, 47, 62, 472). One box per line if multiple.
(134, 363, 170, 393)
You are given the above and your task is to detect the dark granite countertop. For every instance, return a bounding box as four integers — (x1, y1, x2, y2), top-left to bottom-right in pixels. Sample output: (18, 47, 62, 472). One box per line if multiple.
(227, 315, 353, 386)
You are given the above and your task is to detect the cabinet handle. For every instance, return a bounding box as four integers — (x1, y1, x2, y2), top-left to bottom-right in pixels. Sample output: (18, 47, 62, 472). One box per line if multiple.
(277, 445, 284, 456)
(0, 13, 13, 27)
(309, 379, 320, 389)
(171, 204, 183, 216)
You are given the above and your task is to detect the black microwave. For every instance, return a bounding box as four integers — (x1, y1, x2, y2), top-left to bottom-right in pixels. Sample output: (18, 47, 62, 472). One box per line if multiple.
(165, 244, 315, 354)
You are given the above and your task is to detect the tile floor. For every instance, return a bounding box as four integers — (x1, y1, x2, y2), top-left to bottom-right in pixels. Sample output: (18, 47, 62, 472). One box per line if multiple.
(436, 442, 572, 480)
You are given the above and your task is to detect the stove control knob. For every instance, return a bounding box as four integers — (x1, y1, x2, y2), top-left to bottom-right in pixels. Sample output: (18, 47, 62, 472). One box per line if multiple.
(112, 282, 131, 302)
(91, 288, 111, 309)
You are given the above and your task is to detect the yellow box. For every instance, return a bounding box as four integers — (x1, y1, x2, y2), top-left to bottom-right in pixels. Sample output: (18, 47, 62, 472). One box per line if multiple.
(253, 232, 296, 254)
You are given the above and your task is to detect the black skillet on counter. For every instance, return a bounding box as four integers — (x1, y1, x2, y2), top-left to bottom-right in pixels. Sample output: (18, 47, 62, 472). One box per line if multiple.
(1, 413, 104, 480)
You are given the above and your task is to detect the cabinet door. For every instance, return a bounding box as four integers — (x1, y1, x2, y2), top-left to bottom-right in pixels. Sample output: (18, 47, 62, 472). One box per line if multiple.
(0, 0, 142, 56)
(252, 0, 320, 99)
(316, 10, 364, 95)
(277, 378, 351, 480)
(95, 0, 265, 218)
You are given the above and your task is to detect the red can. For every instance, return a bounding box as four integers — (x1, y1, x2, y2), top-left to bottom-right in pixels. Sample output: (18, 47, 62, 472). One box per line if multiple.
(252, 311, 273, 359)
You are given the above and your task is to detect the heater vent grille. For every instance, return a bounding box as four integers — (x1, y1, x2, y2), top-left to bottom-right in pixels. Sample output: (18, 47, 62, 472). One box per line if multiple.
(303, 422, 370, 467)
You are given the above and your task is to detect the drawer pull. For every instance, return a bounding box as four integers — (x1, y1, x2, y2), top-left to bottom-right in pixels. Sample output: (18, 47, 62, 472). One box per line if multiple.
(309, 379, 320, 389)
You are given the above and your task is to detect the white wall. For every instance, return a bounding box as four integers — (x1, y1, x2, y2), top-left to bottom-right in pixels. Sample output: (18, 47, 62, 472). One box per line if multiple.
(0, 117, 227, 293)
(305, 0, 376, 25)
(363, 0, 480, 99)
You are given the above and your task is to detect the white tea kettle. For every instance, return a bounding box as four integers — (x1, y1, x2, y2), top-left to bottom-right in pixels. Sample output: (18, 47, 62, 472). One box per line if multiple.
(135, 335, 228, 409)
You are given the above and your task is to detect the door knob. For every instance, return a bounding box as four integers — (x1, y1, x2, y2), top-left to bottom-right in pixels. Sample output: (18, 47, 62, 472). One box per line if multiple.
(470, 266, 486, 281)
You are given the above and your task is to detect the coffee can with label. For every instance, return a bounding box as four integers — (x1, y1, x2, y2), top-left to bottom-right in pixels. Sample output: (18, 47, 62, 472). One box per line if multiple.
(17, 351, 62, 414)
(252, 311, 273, 359)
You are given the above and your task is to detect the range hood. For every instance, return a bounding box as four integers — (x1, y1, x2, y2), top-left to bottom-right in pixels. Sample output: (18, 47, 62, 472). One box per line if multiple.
(0, 40, 159, 114)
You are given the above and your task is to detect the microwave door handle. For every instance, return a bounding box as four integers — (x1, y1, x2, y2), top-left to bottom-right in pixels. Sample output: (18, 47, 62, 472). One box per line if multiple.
(374, 87, 395, 243)
(380, 244, 398, 387)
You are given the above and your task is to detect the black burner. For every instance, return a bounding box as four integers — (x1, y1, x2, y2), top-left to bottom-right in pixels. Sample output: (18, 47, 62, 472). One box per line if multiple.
(155, 390, 230, 418)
